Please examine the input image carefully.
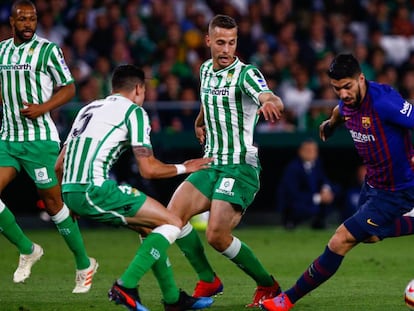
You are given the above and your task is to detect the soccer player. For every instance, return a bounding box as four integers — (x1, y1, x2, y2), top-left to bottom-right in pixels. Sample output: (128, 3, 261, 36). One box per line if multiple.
(261, 54, 414, 310)
(55, 64, 214, 311)
(167, 14, 284, 307)
(0, 0, 97, 293)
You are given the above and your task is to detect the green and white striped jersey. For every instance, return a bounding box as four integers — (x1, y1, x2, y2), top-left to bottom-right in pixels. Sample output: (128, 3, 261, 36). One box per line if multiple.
(200, 57, 271, 167)
(0, 34, 74, 142)
(62, 94, 152, 191)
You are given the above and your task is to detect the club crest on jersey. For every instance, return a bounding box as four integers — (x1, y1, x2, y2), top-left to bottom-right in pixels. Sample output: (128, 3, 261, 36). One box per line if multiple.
(28, 48, 34, 56)
(361, 116, 371, 129)
(226, 72, 233, 83)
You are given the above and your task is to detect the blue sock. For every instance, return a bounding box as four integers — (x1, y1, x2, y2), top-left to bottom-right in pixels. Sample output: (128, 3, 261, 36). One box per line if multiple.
(382, 216, 414, 238)
(286, 246, 344, 303)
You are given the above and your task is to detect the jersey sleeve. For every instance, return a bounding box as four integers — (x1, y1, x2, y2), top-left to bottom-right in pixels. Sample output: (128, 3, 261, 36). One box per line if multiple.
(376, 88, 414, 128)
(46, 43, 74, 87)
(127, 107, 152, 148)
(239, 65, 271, 106)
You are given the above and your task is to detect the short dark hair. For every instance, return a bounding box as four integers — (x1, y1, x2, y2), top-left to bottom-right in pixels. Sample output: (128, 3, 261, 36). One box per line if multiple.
(12, 0, 35, 15)
(327, 54, 361, 80)
(111, 65, 145, 92)
(208, 14, 237, 33)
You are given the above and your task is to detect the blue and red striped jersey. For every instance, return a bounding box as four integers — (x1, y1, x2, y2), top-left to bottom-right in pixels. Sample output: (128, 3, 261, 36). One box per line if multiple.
(339, 81, 414, 191)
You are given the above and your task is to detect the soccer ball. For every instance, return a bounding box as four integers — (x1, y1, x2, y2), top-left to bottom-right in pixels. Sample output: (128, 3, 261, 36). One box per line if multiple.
(405, 279, 414, 309)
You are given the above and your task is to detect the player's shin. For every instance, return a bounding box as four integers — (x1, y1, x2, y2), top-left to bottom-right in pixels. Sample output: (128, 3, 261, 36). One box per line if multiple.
(176, 222, 216, 282)
(0, 200, 33, 254)
(120, 224, 180, 288)
(51, 204, 90, 269)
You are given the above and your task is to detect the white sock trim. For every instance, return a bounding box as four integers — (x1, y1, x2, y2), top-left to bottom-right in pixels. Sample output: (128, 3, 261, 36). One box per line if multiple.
(221, 236, 241, 259)
(0, 199, 5, 213)
(152, 224, 181, 244)
(177, 222, 193, 239)
(51, 204, 70, 224)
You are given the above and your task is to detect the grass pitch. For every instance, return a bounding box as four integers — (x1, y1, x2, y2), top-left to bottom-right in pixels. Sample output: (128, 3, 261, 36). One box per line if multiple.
(0, 225, 412, 311)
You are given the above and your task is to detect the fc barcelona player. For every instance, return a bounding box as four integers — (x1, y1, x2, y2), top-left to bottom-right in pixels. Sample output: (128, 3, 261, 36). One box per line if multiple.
(261, 54, 414, 310)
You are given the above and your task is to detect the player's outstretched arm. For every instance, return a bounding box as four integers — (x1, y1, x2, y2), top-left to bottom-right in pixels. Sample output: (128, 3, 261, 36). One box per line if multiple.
(133, 146, 212, 179)
(257, 92, 284, 123)
(319, 105, 343, 142)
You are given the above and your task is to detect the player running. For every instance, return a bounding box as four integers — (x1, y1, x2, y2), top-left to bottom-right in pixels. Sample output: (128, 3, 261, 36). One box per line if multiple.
(56, 64, 213, 310)
(167, 14, 285, 307)
(261, 54, 414, 310)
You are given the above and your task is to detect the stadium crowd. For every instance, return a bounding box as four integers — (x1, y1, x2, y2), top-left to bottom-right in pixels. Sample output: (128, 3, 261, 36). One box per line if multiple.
(1, 0, 414, 224)
(2, 0, 414, 136)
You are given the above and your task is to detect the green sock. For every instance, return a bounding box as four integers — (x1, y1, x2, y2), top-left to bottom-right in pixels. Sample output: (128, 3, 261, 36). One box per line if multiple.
(0, 206, 33, 254)
(52, 206, 90, 269)
(176, 227, 215, 282)
(230, 241, 273, 286)
(120, 232, 170, 288)
(152, 253, 180, 304)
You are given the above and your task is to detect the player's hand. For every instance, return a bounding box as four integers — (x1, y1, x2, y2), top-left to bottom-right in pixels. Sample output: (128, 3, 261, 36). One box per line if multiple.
(258, 99, 284, 123)
(319, 120, 334, 142)
(20, 102, 46, 119)
(320, 187, 334, 204)
(183, 157, 213, 173)
(195, 124, 206, 145)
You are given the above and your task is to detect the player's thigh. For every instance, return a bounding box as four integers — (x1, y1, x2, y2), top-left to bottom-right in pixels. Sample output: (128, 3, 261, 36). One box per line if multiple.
(19, 141, 60, 189)
(128, 195, 182, 228)
(0, 141, 21, 189)
(168, 175, 212, 222)
(344, 184, 414, 241)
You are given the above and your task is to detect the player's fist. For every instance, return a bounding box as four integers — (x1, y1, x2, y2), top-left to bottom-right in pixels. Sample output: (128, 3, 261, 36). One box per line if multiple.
(319, 120, 334, 142)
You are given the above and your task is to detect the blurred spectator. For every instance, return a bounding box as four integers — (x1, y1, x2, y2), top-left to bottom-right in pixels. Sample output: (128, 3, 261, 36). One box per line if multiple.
(69, 27, 97, 66)
(37, 8, 67, 46)
(336, 27, 357, 54)
(0, 22, 11, 41)
(110, 22, 133, 66)
(2, 0, 412, 138)
(91, 56, 112, 98)
(376, 64, 398, 88)
(127, 14, 156, 66)
(400, 67, 414, 100)
(369, 46, 387, 77)
(354, 43, 376, 81)
(391, 4, 414, 37)
(299, 11, 333, 72)
(277, 138, 335, 229)
(262, 0, 292, 36)
(105, 2, 123, 27)
(279, 64, 314, 131)
(237, 17, 256, 62)
(250, 38, 271, 68)
(246, 1, 265, 42)
(89, 10, 113, 58)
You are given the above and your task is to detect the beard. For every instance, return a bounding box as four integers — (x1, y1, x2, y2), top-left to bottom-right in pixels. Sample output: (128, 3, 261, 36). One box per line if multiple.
(14, 28, 35, 42)
(346, 84, 363, 110)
